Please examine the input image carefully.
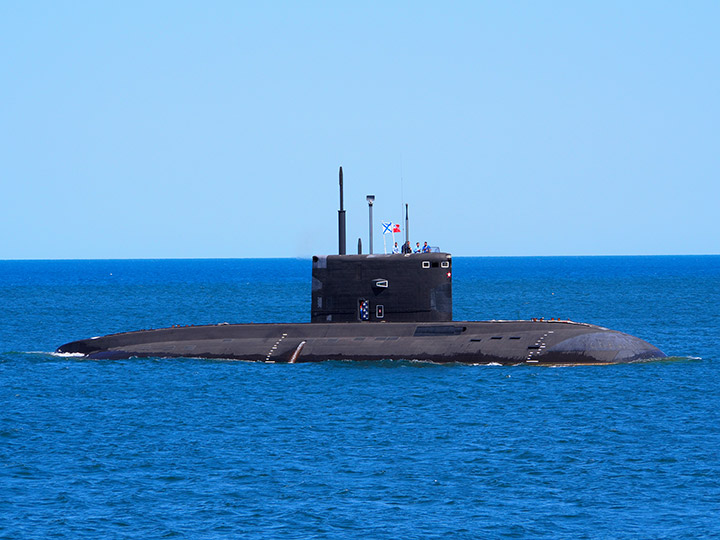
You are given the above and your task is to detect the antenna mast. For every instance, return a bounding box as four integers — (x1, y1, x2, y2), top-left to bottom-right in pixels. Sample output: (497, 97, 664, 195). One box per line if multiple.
(338, 167, 346, 255)
(405, 203, 409, 246)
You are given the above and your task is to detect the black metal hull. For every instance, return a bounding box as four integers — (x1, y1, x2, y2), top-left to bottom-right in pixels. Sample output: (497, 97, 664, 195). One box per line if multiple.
(57, 320, 665, 365)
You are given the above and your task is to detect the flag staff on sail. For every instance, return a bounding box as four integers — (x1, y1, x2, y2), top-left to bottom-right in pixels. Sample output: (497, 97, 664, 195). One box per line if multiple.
(382, 221, 402, 253)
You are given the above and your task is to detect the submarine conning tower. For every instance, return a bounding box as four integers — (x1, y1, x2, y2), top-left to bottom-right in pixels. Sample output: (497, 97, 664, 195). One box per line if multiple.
(311, 253, 453, 323)
(311, 166, 453, 323)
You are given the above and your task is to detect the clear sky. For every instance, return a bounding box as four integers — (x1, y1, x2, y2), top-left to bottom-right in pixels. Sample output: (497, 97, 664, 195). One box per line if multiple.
(1, 1, 718, 259)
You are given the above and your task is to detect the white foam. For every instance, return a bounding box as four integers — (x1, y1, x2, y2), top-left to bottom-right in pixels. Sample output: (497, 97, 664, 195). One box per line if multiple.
(49, 352, 85, 358)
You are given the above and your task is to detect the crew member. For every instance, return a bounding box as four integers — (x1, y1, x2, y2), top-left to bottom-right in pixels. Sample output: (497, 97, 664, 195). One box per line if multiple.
(422, 242, 430, 253)
(392, 242, 400, 254)
(414, 242, 421, 253)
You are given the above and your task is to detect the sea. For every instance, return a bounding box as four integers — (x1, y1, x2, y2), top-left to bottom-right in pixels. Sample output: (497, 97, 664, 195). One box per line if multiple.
(1, 256, 719, 539)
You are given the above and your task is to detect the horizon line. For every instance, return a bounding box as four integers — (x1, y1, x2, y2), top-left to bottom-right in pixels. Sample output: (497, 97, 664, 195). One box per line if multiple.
(1, 253, 719, 262)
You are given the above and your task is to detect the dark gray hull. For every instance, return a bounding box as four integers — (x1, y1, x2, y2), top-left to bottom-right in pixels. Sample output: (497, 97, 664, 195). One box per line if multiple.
(57, 320, 665, 365)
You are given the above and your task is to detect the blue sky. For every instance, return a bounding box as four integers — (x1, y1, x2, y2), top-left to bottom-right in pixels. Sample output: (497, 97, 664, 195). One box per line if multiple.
(1, 1, 718, 259)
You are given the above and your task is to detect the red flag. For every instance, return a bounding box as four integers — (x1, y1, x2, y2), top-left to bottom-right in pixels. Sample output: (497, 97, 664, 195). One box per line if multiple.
(392, 224, 401, 233)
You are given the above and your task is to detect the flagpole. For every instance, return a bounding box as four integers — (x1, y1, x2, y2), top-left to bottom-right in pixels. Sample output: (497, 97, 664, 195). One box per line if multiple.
(381, 221, 392, 254)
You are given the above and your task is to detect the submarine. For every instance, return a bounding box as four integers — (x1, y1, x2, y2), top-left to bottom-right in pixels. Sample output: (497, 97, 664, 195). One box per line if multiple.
(57, 167, 666, 365)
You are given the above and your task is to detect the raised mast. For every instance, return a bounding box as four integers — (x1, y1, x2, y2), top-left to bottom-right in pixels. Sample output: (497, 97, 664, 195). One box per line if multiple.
(338, 166, 346, 255)
(405, 203, 409, 246)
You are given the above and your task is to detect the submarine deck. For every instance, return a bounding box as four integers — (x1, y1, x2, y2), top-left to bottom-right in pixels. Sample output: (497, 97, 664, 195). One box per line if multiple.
(57, 320, 665, 365)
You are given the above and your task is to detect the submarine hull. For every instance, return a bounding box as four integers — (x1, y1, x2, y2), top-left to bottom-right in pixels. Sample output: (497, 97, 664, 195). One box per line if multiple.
(57, 320, 665, 366)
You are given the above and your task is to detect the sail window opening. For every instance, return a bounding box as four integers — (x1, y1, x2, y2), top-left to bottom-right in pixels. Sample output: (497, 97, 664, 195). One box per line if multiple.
(441, 261, 450, 268)
(422, 261, 430, 269)
(376, 305, 384, 318)
(432, 262, 439, 268)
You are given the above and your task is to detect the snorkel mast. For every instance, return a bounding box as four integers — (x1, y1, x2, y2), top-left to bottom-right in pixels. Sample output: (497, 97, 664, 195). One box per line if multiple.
(338, 166, 346, 255)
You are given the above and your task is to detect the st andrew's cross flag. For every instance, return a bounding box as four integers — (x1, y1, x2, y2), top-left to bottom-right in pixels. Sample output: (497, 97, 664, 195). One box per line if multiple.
(382, 222, 401, 234)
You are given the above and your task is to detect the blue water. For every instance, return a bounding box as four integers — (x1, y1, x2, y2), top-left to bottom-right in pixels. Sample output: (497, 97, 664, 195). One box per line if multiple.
(2, 256, 719, 539)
